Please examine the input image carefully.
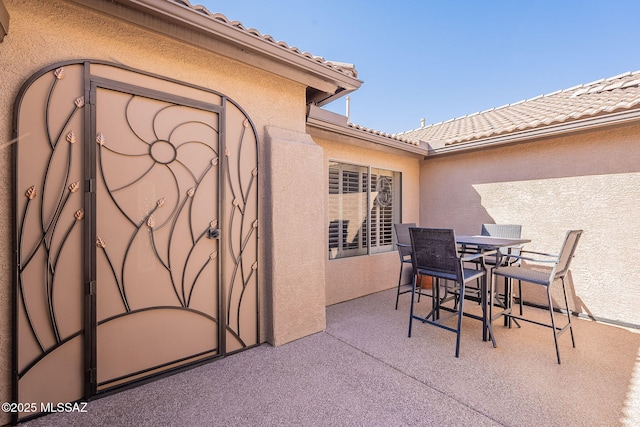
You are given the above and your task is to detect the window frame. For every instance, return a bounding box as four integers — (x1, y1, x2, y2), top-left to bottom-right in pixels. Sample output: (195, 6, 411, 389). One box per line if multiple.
(328, 160, 401, 260)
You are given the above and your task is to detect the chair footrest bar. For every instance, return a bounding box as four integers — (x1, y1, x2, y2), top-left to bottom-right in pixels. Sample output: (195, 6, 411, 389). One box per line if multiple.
(555, 323, 572, 337)
(490, 309, 522, 328)
(501, 313, 570, 332)
(411, 315, 458, 334)
(437, 305, 484, 322)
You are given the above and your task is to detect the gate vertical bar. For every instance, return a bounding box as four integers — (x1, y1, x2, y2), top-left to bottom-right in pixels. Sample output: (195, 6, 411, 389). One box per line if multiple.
(84, 71, 97, 398)
(11, 64, 21, 427)
(219, 98, 227, 355)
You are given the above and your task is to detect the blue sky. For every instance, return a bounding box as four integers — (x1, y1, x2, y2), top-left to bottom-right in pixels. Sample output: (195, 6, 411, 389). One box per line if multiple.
(197, 0, 640, 134)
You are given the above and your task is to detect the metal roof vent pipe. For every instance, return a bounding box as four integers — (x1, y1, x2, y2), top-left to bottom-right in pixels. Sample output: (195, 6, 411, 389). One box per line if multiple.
(346, 96, 351, 123)
(420, 117, 426, 128)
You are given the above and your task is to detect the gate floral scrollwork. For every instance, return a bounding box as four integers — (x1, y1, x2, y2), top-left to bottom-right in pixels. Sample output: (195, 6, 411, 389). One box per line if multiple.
(14, 61, 259, 420)
(16, 66, 86, 384)
(95, 94, 220, 315)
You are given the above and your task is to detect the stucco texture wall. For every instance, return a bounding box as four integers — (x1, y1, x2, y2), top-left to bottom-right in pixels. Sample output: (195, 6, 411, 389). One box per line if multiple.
(0, 0, 305, 135)
(263, 127, 327, 345)
(0, 0, 310, 417)
(419, 123, 640, 327)
(313, 135, 421, 306)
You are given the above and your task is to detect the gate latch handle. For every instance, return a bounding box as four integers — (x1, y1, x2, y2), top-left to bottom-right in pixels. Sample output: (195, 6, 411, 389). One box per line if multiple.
(208, 228, 220, 239)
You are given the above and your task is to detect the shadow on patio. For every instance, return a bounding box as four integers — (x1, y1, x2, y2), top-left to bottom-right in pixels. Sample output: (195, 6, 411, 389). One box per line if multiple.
(22, 289, 640, 426)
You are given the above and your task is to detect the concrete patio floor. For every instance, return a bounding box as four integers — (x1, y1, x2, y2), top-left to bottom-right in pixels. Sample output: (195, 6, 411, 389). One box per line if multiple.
(20, 289, 640, 426)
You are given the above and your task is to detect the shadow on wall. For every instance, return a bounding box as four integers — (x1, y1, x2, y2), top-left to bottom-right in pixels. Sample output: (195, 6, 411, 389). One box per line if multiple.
(419, 166, 495, 234)
(471, 172, 640, 325)
(563, 270, 596, 320)
(420, 129, 640, 327)
(516, 267, 587, 319)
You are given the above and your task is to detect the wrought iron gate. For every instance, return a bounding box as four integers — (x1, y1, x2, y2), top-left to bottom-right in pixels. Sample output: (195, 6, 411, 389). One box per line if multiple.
(13, 61, 259, 422)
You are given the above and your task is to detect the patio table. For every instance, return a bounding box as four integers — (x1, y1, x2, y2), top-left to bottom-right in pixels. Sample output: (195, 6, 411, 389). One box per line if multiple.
(456, 235, 531, 345)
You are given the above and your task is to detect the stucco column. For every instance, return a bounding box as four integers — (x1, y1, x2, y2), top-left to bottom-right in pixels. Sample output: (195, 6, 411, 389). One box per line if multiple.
(262, 126, 326, 345)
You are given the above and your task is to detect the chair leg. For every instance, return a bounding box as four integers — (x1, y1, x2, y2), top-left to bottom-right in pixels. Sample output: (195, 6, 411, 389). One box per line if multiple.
(435, 278, 444, 320)
(488, 271, 493, 343)
(561, 277, 576, 348)
(483, 274, 496, 348)
(547, 287, 561, 364)
(432, 278, 439, 320)
(395, 265, 403, 310)
(503, 276, 510, 327)
(518, 280, 523, 315)
(452, 280, 460, 310)
(454, 282, 465, 358)
(408, 275, 417, 337)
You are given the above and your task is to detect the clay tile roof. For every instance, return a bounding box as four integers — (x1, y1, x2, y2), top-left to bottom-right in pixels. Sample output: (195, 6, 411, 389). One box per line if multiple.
(397, 70, 640, 146)
(170, 0, 358, 79)
(347, 122, 421, 147)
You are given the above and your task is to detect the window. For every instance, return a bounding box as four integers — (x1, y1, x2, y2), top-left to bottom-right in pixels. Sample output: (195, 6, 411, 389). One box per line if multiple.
(328, 162, 401, 259)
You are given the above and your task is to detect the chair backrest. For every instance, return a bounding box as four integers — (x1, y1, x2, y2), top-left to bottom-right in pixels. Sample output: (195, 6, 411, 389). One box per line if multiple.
(481, 224, 522, 239)
(394, 223, 416, 260)
(409, 228, 460, 278)
(394, 223, 416, 246)
(553, 230, 583, 279)
(481, 224, 523, 257)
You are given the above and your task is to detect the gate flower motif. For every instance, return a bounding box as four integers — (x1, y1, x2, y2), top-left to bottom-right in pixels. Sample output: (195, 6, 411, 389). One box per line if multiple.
(96, 93, 222, 310)
(97, 94, 219, 229)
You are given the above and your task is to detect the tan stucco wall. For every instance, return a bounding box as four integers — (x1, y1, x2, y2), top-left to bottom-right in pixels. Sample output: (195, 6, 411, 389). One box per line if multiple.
(312, 135, 421, 306)
(419, 123, 640, 327)
(0, 0, 315, 417)
(263, 126, 327, 345)
(0, 0, 306, 135)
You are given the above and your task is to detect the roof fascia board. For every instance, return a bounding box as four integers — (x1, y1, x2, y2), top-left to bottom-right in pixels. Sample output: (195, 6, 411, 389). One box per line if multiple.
(70, 0, 361, 95)
(425, 109, 640, 158)
(0, 0, 9, 42)
(306, 115, 427, 156)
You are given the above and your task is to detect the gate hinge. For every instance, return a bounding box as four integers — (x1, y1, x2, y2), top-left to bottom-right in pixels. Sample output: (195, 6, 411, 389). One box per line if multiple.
(89, 367, 97, 383)
(85, 179, 95, 193)
(88, 281, 96, 296)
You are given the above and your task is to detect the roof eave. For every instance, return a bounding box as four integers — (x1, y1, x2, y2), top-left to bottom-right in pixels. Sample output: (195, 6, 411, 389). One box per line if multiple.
(70, 0, 362, 101)
(425, 108, 640, 158)
(306, 106, 427, 156)
(307, 86, 358, 107)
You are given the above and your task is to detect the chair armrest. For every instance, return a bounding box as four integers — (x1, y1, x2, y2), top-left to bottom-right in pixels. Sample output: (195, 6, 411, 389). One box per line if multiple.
(461, 249, 497, 262)
(397, 243, 412, 262)
(520, 249, 557, 258)
(505, 251, 559, 264)
(499, 245, 524, 264)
